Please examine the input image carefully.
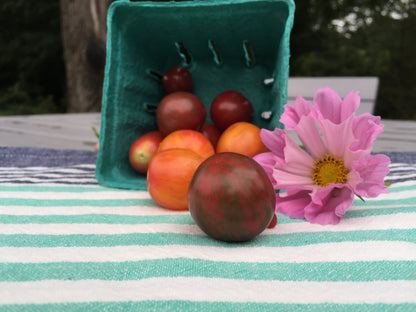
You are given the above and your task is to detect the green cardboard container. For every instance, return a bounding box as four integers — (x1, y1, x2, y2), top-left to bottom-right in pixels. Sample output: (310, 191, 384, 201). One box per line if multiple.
(96, 0, 295, 190)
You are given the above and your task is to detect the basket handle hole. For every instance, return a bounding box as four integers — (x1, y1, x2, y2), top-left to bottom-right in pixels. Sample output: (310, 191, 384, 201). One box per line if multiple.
(175, 41, 192, 66)
(146, 69, 163, 81)
(243, 40, 255, 68)
(143, 102, 157, 114)
(264, 78, 275, 86)
(261, 111, 273, 120)
(208, 40, 222, 66)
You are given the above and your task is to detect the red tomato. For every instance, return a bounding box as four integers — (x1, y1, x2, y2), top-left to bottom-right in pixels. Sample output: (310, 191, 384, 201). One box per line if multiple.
(210, 90, 254, 132)
(200, 123, 221, 149)
(267, 214, 278, 229)
(158, 129, 215, 160)
(162, 66, 193, 93)
(129, 131, 164, 174)
(147, 149, 204, 210)
(156, 92, 206, 137)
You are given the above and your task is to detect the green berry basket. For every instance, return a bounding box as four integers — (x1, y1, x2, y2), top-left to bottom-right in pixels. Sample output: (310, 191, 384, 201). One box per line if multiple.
(95, 0, 295, 190)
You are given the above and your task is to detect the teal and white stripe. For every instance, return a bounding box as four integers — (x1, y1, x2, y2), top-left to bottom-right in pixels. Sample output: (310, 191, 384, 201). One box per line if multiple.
(0, 165, 415, 311)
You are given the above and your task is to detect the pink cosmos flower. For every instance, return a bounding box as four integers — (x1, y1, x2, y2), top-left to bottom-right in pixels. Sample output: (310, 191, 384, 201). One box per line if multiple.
(254, 87, 390, 225)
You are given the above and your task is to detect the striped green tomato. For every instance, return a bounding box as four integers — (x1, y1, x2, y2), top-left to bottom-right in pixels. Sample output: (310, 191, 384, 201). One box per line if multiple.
(188, 152, 276, 242)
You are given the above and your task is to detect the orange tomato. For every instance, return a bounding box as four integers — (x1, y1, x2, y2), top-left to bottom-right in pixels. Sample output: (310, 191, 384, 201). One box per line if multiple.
(216, 122, 269, 157)
(147, 148, 204, 210)
(157, 129, 215, 160)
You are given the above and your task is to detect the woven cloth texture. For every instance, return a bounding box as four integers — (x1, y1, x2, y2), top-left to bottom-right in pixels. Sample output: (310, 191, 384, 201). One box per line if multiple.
(0, 147, 415, 311)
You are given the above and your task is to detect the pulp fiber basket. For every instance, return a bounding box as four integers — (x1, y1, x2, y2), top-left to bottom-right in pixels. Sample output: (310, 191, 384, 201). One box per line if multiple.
(96, 0, 295, 190)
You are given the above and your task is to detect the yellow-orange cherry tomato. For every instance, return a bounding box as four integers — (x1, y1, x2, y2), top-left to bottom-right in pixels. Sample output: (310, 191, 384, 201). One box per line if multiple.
(157, 129, 215, 160)
(216, 122, 269, 158)
(147, 149, 204, 210)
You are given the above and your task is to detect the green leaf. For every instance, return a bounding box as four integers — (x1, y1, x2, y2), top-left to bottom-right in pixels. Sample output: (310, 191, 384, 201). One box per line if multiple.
(92, 126, 100, 139)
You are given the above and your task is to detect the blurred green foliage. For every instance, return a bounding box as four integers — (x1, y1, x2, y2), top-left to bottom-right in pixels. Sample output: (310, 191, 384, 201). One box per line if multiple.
(291, 0, 416, 119)
(0, 0, 66, 116)
(0, 0, 415, 119)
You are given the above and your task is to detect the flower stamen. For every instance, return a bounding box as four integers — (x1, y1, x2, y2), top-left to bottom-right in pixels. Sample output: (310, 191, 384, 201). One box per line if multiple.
(312, 154, 348, 187)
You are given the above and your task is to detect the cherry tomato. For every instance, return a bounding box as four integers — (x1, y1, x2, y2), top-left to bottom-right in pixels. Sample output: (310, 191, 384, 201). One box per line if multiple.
(147, 149, 204, 210)
(158, 129, 215, 160)
(162, 66, 193, 93)
(200, 123, 221, 149)
(156, 92, 206, 137)
(216, 122, 269, 158)
(267, 214, 278, 229)
(210, 90, 254, 132)
(129, 131, 164, 174)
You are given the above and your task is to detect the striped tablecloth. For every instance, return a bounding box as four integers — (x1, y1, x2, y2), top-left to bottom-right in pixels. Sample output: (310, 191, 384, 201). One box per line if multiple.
(0, 147, 415, 311)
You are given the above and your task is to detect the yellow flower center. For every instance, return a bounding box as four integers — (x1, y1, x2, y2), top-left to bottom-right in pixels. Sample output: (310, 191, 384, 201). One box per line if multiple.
(312, 155, 348, 187)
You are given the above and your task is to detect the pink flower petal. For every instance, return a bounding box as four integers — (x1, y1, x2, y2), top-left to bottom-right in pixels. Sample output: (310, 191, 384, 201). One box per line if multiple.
(253, 152, 277, 186)
(272, 169, 316, 190)
(280, 96, 313, 130)
(351, 154, 391, 198)
(294, 115, 327, 159)
(350, 113, 384, 152)
(340, 91, 360, 120)
(276, 189, 312, 219)
(305, 185, 355, 225)
(282, 134, 316, 175)
(318, 116, 356, 162)
(313, 88, 343, 124)
(265, 133, 316, 189)
(259, 128, 286, 161)
(257, 129, 315, 189)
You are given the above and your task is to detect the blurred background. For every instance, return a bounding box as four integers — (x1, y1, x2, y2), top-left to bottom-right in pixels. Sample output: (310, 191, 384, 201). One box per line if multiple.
(0, 0, 415, 120)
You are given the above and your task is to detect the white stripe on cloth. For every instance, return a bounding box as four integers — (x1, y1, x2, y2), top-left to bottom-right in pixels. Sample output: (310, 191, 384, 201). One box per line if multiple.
(0, 178, 97, 183)
(1, 241, 415, 264)
(0, 204, 413, 215)
(1, 278, 415, 305)
(1, 213, 415, 235)
(0, 190, 151, 200)
(0, 165, 95, 172)
(0, 205, 183, 216)
(0, 189, 415, 200)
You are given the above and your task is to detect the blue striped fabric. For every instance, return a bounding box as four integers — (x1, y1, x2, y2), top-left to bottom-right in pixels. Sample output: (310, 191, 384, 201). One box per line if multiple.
(0, 147, 415, 311)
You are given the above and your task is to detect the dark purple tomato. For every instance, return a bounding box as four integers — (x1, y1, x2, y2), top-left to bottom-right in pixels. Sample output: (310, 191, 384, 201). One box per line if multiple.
(156, 92, 206, 137)
(162, 66, 193, 93)
(188, 152, 276, 242)
(210, 90, 254, 132)
(200, 123, 221, 149)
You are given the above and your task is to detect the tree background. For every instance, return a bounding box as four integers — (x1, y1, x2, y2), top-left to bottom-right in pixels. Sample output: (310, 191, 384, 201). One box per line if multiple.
(0, 0, 415, 119)
(0, 1, 65, 115)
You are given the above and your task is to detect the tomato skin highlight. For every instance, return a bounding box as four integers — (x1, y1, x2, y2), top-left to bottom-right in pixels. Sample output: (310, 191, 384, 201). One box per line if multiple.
(188, 152, 276, 242)
(156, 92, 206, 137)
(210, 90, 254, 132)
(147, 149, 204, 210)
